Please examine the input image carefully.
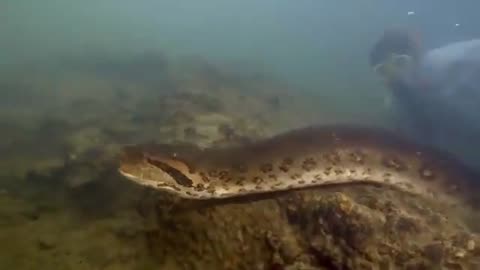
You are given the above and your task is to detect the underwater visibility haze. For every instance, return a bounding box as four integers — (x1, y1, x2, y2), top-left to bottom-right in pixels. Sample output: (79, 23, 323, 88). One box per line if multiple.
(1, 0, 480, 269)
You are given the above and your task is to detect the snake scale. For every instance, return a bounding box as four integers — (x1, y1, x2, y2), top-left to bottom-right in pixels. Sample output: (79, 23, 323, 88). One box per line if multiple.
(118, 125, 480, 208)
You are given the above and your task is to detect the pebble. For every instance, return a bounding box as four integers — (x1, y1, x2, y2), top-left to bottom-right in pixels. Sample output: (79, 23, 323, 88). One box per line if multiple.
(454, 248, 466, 258)
(423, 242, 444, 264)
(37, 236, 56, 250)
(467, 240, 475, 251)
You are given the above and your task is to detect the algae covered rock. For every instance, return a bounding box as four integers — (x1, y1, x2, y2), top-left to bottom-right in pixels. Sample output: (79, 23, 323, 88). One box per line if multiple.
(131, 186, 480, 270)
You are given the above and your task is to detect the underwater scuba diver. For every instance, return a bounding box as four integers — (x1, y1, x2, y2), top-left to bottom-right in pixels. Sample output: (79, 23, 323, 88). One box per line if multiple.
(369, 28, 480, 169)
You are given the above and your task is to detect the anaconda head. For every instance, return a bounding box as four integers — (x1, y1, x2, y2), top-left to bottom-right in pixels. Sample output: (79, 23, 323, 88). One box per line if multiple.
(118, 143, 209, 199)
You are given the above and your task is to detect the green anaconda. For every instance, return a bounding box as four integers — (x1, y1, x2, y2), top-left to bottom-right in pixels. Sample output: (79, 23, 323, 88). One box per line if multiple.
(118, 125, 480, 208)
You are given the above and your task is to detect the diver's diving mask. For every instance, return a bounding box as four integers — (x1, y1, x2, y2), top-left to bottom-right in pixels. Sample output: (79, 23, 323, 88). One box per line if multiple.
(372, 53, 414, 83)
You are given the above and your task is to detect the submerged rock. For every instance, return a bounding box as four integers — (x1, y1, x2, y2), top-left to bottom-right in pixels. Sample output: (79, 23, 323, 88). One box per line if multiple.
(130, 186, 479, 270)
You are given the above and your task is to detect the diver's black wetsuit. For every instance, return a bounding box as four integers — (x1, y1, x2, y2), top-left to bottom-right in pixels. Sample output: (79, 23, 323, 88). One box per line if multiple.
(389, 81, 434, 146)
(371, 32, 480, 169)
(389, 75, 480, 171)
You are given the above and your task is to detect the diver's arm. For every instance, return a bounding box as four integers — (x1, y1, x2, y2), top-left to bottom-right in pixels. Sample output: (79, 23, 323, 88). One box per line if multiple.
(390, 86, 434, 144)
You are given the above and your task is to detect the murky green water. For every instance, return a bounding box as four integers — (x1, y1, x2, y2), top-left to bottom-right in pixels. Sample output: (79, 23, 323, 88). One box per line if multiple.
(1, 1, 480, 269)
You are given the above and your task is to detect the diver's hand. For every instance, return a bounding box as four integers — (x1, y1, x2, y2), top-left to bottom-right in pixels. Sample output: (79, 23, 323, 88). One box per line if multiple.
(383, 95, 393, 109)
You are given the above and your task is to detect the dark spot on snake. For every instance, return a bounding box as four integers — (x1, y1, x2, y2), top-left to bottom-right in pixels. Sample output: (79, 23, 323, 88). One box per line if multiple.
(283, 157, 294, 165)
(279, 165, 289, 172)
(208, 170, 219, 177)
(218, 170, 229, 180)
(253, 176, 263, 184)
(260, 163, 273, 173)
(302, 157, 317, 171)
(363, 168, 372, 175)
(207, 185, 216, 194)
(195, 183, 205, 191)
(349, 150, 365, 164)
(324, 166, 332, 176)
(382, 157, 407, 171)
(324, 152, 341, 164)
(268, 174, 277, 180)
(290, 174, 298, 180)
(199, 172, 210, 182)
(235, 180, 245, 186)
